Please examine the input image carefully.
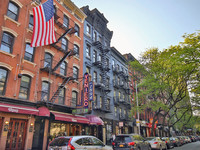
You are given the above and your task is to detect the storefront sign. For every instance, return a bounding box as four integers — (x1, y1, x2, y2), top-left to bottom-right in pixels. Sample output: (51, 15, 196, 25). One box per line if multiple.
(119, 122, 123, 127)
(89, 81, 93, 101)
(84, 73, 89, 108)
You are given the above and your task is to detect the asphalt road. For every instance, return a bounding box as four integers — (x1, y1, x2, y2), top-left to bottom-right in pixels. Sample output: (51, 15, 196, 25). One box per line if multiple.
(173, 141, 200, 150)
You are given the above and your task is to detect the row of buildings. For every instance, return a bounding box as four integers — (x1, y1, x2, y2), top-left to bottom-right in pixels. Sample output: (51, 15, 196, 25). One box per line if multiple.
(0, 0, 166, 149)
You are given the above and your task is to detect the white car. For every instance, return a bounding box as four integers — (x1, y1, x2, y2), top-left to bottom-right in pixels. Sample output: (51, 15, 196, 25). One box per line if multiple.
(48, 135, 112, 150)
(146, 137, 167, 150)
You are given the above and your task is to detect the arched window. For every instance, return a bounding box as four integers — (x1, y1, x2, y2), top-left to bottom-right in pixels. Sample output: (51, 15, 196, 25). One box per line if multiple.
(61, 37, 68, 51)
(0, 32, 14, 53)
(44, 52, 52, 68)
(0, 68, 8, 95)
(58, 88, 65, 105)
(73, 66, 79, 80)
(72, 90, 78, 107)
(19, 75, 31, 100)
(73, 44, 79, 57)
(41, 81, 50, 101)
(74, 24, 80, 37)
(7, 1, 19, 21)
(24, 43, 35, 62)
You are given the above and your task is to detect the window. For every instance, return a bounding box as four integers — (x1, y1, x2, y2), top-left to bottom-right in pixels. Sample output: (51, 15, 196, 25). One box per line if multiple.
(41, 81, 50, 101)
(73, 44, 79, 57)
(107, 98, 110, 110)
(58, 88, 65, 104)
(74, 24, 80, 36)
(29, 15, 34, 30)
(44, 53, 52, 68)
(100, 96, 102, 108)
(0, 68, 8, 95)
(106, 58, 109, 66)
(112, 60, 115, 68)
(0, 32, 14, 53)
(92, 137, 104, 146)
(93, 50, 97, 62)
(120, 108, 122, 116)
(99, 75, 102, 83)
(19, 75, 31, 100)
(7, 2, 19, 21)
(73, 66, 79, 80)
(72, 91, 78, 107)
(24, 43, 34, 62)
(117, 64, 120, 71)
(114, 90, 116, 97)
(93, 31, 97, 41)
(61, 37, 68, 51)
(93, 71, 97, 83)
(60, 61, 67, 76)
(86, 44, 91, 58)
(94, 94, 97, 106)
(114, 107, 117, 116)
(98, 55, 102, 62)
(63, 15, 69, 28)
(86, 24, 91, 35)
(98, 36, 102, 42)
(86, 66, 90, 74)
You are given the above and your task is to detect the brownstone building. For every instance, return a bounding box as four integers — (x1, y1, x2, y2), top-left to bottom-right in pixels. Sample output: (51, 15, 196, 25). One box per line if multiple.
(0, 0, 96, 149)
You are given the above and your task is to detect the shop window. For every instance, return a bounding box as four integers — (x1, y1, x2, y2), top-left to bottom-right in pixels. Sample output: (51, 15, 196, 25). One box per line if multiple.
(41, 81, 50, 101)
(0, 32, 14, 53)
(7, 1, 19, 21)
(0, 68, 8, 95)
(19, 75, 31, 100)
(24, 43, 35, 62)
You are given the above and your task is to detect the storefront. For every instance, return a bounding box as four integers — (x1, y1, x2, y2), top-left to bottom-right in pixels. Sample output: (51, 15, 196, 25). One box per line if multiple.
(0, 102, 38, 150)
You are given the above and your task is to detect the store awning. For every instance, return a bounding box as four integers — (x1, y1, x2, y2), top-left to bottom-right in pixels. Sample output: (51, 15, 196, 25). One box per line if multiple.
(38, 106, 50, 117)
(0, 103, 39, 115)
(86, 115, 104, 125)
(51, 112, 90, 124)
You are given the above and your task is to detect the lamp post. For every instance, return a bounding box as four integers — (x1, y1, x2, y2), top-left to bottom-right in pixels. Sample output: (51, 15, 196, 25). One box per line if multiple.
(136, 82, 140, 135)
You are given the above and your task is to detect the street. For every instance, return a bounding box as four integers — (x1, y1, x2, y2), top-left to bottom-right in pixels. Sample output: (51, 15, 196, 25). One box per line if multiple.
(173, 141, 200, 150)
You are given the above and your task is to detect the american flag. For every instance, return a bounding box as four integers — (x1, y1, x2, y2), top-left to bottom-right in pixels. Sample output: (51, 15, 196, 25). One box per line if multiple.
(31, 0, 56, 47)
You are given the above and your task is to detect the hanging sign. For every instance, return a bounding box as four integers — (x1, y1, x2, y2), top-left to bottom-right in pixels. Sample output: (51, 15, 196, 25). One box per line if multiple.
(89, 81, 94, 101)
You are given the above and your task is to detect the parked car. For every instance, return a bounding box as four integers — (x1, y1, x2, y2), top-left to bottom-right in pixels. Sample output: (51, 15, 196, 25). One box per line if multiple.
(161, 137, 174, 149)
(146, 137, 167, 150)
(48, 135, 112, 150)
(169, 137, 181, 147)
(112, 134, 151, 150)
(176, 136, 185, 145)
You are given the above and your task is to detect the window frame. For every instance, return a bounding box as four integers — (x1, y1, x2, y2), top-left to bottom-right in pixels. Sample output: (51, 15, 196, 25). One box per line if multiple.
(7, 1, 19, 21)
(41, 81, 50, 101)
(58, 88, 65, 105)
(74, 24, 80, 37)
(72, 90, 78, 107)
(29, 14, 34, 30)
(73, 66, 79, 80)
(73, 44, 79, 57)
(60, 61, 67, 76)
(19, 75, 31, 100)
(63, 15, 69, 28)
(0, 32, 15, 53)
(0, 67, 8, 95)
(86, 44, 91, 58)
(44, 52, 53, 68)
(24, 43, 35, 62)
(61, 37, 68, 51)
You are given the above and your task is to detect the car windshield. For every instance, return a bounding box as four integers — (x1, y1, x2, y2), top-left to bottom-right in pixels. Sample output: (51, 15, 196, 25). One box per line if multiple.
(115, 136, 132, 143)
(49, 138, 70, 146)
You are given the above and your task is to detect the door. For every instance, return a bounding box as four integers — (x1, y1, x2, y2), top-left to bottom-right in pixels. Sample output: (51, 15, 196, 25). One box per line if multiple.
(5, 119, 27, 150)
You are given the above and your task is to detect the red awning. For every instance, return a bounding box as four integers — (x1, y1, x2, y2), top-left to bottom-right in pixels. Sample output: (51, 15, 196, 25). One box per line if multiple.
(38, 106, 50, 117)
(0, 103, 39, 115)
(51, 112, 90, 124)
(86, 115, 104, 125)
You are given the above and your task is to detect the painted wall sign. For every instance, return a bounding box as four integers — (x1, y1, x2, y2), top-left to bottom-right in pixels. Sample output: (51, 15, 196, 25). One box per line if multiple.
(89, 81, 93, 101)
(84, 73, 89, 108)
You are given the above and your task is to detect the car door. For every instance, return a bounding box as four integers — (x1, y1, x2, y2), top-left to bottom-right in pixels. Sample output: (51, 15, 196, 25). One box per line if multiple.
(92, 137, 106, 150)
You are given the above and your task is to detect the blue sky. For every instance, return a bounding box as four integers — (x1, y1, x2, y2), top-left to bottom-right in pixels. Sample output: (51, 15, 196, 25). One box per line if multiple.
(72, 0, 200, 59)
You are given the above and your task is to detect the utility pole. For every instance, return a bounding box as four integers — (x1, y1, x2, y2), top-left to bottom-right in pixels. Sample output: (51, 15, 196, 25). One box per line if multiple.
(136, 82, 140, 135)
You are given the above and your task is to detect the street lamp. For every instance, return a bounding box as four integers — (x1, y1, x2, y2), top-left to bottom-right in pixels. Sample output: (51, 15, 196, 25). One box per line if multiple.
(136, 82, 140, 135)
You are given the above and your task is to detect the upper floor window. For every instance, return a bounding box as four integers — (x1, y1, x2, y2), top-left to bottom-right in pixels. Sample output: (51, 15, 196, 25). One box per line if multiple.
(114, 107, 117, 116)
(0, 68, 8, 95)
(93, 50, 97, 62)
(99, 75, 102, 83)
(74, 44, 79, 57)
(44, 53, 52, 68)
(112, 60, 115, 67)
(58, 88, 65, 105)
(24, 43, 34, 62)
(7, 2, 19, 21)
(72, 90, 78, 107)
(94, 94, 97, 106)
(93, 31, 97, 42)
(41, 81, 50, 101)
(19, 75, 31, 100)
(86, 24, 91, 35)
(74, 24, 80, 37)
(107, 98, 110, 110)
(86, 44, 91, 58)
(61, 37, 68, 51)
(117, 64, 120, 71)
(98, 55, 102, 62)
(63, 15, 69, 28)
(106, 78, 109, 88)
(106, 58, 109, 66)
(29, 15, 34, 30)
(73, 66, 79, 80)
(0, 32, 14, 53)
(93, 71, 97, 83)
(60, 61, 67, 76)
(98, 36, 102, 43)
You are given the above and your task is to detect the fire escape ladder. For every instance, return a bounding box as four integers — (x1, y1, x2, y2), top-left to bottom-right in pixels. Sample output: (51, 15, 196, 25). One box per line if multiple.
(49, 77, 72, 104)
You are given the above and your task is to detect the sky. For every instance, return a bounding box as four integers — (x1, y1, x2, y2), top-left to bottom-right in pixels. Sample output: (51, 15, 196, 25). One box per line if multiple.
(72, 0, 200, 59)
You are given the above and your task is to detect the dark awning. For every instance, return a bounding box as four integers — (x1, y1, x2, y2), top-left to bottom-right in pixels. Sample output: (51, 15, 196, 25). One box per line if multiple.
(51, 111, 90, 124)
(0, 102, 38, 115)
(86, 115, 104, 125)
(38, 106, 50, 117)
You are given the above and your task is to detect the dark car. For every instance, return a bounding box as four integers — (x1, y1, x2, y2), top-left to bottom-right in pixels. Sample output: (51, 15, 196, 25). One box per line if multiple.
(112, 134, 151, 150)
(170, 137, 181, 147)
(161, 137, 174, 149)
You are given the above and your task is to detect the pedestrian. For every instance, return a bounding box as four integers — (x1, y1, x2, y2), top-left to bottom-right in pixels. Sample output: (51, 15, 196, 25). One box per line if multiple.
(112, 133, 116, 141)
